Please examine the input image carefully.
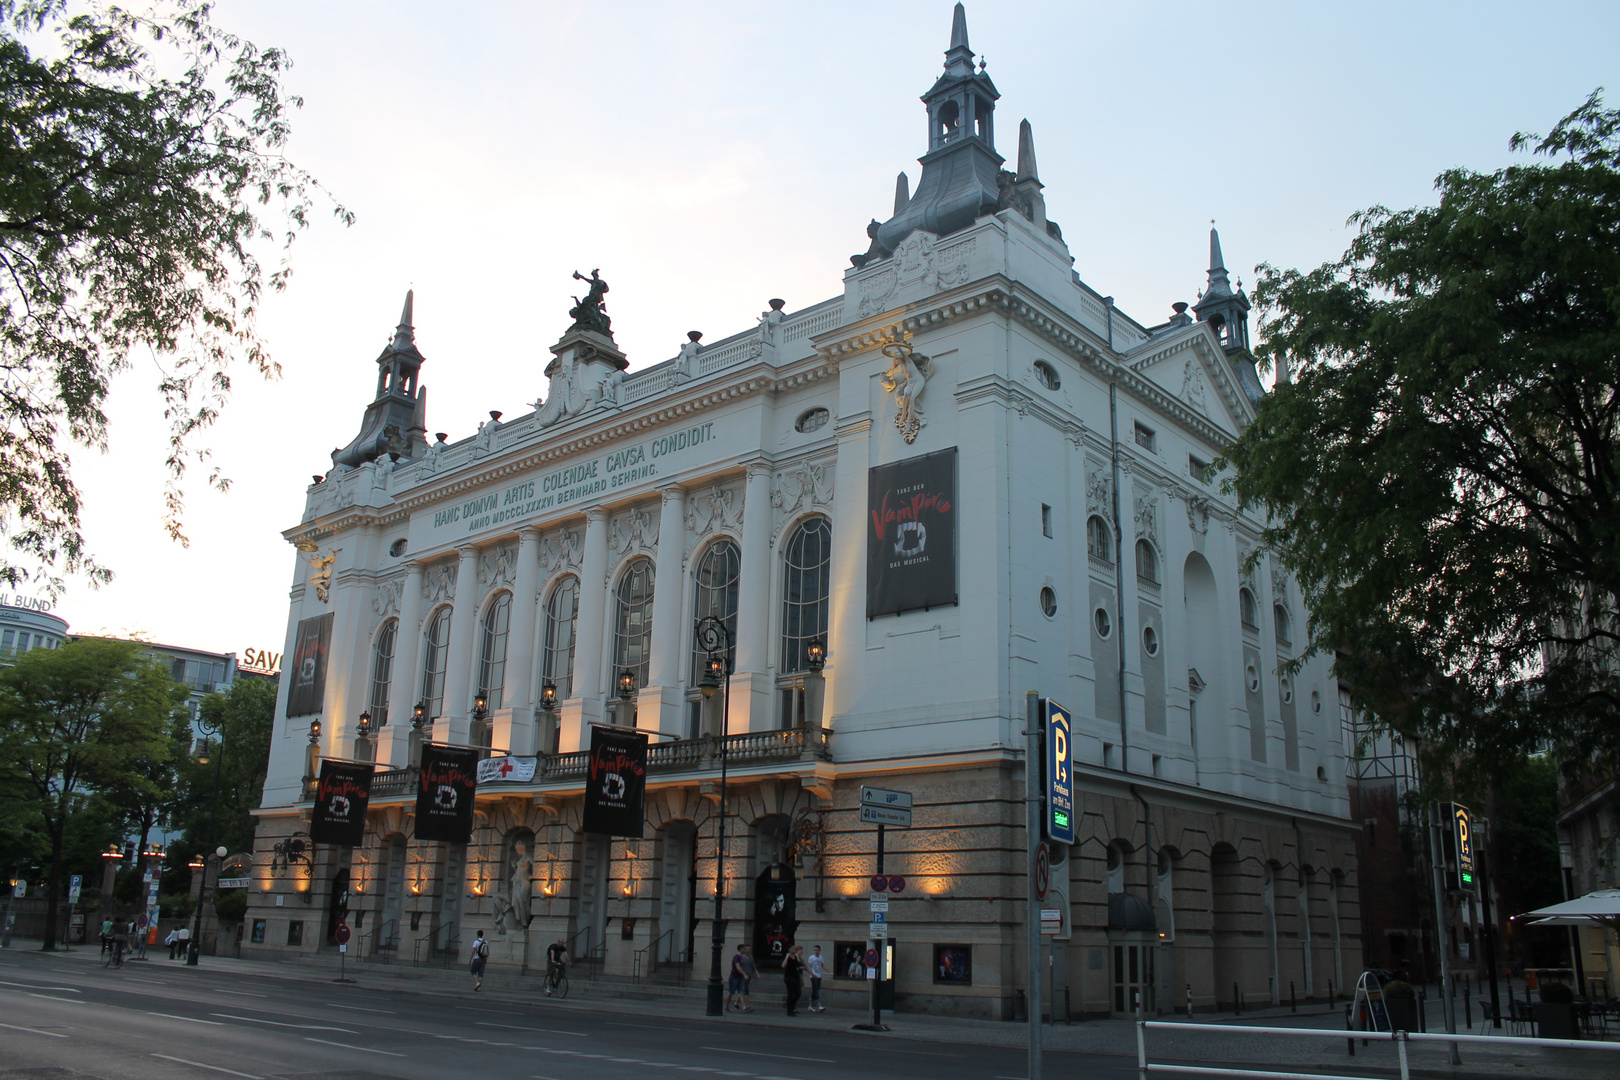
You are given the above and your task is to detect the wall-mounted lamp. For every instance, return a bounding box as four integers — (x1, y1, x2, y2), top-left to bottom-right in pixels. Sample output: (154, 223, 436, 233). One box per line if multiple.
(617, 670, 638, 701)
(412, 701, 427, 729)
(540, 680, 558, 711)
(472, 692, 489, 721)
(308, 718, 322, 744)
(699, 658, 723, 699)
(357, 710, 373, 741)
(806, 638, 826, 673)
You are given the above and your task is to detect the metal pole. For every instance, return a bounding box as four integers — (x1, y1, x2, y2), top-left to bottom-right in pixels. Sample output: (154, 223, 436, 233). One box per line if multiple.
(1427, 804, 1460, 1065)
(1026, 691, 1044, 1080)
(1136, 1019, 1147, 1080)
(703, 635, 732, 1017)
(1478, 834, 1502, 1028)
(872, 823, 885, 1029)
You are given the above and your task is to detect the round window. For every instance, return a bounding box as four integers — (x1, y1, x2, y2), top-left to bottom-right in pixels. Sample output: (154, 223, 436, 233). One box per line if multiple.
(1033, 359, 1061, 390)
(795, 407, 830, 434)
(389, 538, 408, 557)
(1311, 690, 1322, 714)
(1094, 607, 1112, 639)
(1281, 678, 1293, 704)
(1039, 587, 1057, 618)
(1142, 625, 1159, 656)
(1246, 664, 1260, 692)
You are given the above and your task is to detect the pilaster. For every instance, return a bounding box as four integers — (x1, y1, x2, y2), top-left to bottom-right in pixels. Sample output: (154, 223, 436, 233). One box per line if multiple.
(567, 509, 610, 751)
(380, 561, 425, 767)
(733, 461, 775, 731)
(641, 485, 688, 739)
(437, 545, 482, 746)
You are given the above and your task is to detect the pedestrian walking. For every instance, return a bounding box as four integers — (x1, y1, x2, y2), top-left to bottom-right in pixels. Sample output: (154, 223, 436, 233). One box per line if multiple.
(807, 944, 826, 1012)
(165, 928, 178, 960)
(739, 945, 758, 1012)
(783, 945, 805, 1015)
(175, 924, 190, 961)
(727, 944, 751, 1011)
(470, 930, 489, 990)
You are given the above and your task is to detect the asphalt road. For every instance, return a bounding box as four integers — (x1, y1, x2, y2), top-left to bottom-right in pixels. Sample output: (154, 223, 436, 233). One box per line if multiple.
(0, 948, 1135, 1080)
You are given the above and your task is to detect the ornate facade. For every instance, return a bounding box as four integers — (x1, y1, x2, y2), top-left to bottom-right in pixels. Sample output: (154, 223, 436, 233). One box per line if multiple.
(246, 5, 1361, 1017)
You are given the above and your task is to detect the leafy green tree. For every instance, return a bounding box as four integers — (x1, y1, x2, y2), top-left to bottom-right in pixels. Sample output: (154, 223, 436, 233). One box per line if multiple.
(0, 637, 188, 947)
(1224, 93, 1620, 782)
(0, 1, 350, 594)
(167, 675, 274, 865)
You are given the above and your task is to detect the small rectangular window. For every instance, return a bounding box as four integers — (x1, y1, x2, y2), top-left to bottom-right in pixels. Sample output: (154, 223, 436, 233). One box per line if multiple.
(251, 919, 266, 944)
(1, 629, 12, 653)
(286, 920, 304, 946)
(1152, 754, 1163, 778)
(1189, 455, 1209, 481)
(1041, 504, 1053, 538)
(1133, 422, 1157, 452)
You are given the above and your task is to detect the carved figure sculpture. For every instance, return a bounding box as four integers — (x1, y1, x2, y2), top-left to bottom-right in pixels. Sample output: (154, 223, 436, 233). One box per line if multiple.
(295, 541, 340, 604)
(492, 832, 534, 934)
(568, 269, 611, 335)
(879, 338, 932, 444)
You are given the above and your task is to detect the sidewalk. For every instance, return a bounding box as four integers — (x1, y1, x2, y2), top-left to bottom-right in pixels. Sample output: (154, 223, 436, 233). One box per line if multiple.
(19, 943, 1618, 1080)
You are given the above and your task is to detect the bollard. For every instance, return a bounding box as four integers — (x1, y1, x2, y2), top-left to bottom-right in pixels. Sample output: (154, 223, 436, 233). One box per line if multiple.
(1345, 1001, 1355, 1057)
(1464, 984, 1472, 1030)
(1234, 982, 1242, 1015)
(1418, 987, 1427, 1033)
(1290, 980, 1297, 1013)
(1329, 978, 1335, 1004)
(1186, 983, 1194, 1020)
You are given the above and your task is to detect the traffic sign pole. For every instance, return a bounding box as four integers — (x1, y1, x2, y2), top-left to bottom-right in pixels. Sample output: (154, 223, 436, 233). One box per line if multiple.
(872, 822, 885, 1030)
(1026, 691, 1043, 1080)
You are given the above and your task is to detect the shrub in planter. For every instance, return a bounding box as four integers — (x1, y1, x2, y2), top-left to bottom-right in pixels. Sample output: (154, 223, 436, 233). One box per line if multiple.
(1382, 981, 1419, 1032)
(1539, 981, 1575, 1004)
(1383, 980, 1416, 1000)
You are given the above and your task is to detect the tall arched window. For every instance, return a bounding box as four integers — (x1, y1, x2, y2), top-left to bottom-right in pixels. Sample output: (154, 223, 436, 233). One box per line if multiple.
(420, 606, 451, 719)
(1086, 516, 1113, 563)
(780, 517, 831, 674)
(478, 591, 512, 708)
(613, 558, 656, 690)
(691, 539, 740, 681)
(1135, 539, 1159, 584)
(1274, 604, 1292, 647)
(369, 618, 397, 726)
(543, 576, 580, 700)
(1239, 588, 1259, 630)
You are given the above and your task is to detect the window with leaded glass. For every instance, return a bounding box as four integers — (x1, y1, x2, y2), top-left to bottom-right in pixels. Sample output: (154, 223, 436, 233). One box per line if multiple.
(420, 606, 451, 719)
(369, 618, 397, 725)
(612, 559, 656, 691)
(690, 539, 740, 682)
(543, 576, 579, 700)
(478, 591, 511, 708)
(780, 516, 831, 674)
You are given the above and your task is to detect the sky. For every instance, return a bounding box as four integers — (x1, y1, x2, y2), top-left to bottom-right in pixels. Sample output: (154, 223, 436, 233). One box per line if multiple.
(21, 0, 1620, 661)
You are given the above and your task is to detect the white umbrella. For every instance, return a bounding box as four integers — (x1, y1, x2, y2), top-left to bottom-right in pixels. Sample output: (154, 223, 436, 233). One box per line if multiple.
(1517, 889, 1620, 933)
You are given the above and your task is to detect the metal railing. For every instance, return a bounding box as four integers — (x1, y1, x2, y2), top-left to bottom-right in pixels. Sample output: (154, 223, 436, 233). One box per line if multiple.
(360, 918, 398, 960)
(634, 928, 676, 981)
(565, 925, 603, 977)
(1135, 1020, 1620, 1080)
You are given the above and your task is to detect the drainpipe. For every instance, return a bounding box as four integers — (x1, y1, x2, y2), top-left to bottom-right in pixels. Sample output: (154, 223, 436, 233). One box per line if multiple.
(1109, 381, 1129, 775)
(1132, 783, 1159, 1014)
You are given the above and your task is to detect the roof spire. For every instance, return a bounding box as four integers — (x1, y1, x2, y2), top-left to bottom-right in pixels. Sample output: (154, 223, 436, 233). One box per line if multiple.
(894, 171, 911, 215)
(944, 2, 975, 77)
(1016, 118, 1040, 184)
(1205, 226, 1232, 297)
(392, 289, 415, 349)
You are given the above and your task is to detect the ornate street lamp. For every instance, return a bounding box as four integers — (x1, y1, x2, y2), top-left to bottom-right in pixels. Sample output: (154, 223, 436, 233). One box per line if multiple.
(617, 669, 637, 700)
(805, 638, 826, 673)
(308, 718, 322, 744)
(540, 680, 559, 712)
(412, 701, 428, 729)
(695, 615, 733, 1017)
(472, 692, 489, 720)
(358, 710, 373, 740)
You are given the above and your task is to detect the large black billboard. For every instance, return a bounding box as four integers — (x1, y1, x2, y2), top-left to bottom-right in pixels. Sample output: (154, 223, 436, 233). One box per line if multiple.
(867, 447, 958, 618)
(414, 745, 478, 843)
(286, 612, 334, 717)
(309, 760, 374, 847)
(582, 726, 648, 838)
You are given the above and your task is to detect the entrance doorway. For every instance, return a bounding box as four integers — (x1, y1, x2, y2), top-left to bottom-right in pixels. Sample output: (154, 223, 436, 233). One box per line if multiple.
(1114, 940, 1157, 1015)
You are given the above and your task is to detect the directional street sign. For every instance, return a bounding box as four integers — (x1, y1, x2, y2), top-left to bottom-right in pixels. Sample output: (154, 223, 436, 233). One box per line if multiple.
(216, 877, 251, 889)
(860, 786, 913, 809)
(1045, 699, 1075, 845)
(859, 804, 912, 828)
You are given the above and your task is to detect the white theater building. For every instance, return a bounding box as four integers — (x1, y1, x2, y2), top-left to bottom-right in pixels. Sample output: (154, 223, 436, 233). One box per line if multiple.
(246, 5, 1361, 1018)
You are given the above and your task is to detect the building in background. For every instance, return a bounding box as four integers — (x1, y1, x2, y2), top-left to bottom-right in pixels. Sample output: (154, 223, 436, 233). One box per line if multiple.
(244, 4, 1361, 1018)
(0, 597, 70, 664)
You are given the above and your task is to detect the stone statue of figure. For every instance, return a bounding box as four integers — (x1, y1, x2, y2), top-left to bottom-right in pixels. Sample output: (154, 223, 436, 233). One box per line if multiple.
(568, 269, 612, 336)
(493, 833, 534, 935)
(880, 339, 931, 444)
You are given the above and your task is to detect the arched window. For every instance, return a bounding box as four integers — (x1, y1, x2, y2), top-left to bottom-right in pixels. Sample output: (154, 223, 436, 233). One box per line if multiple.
(478, 591, 512, 709)
(780, 517, 832, 674)
(369, 618, 397, 726)
(543, 576, 579, 700)
(691, 539, 740, 681)
(613, 558, 656, 691)
(1274, 604, 1292, 647)
(1087, 516, 1113, 563)
(420, 606, 451, 719)
(1135, 539, 1159, 584)
(1239, 588, 1259, 630)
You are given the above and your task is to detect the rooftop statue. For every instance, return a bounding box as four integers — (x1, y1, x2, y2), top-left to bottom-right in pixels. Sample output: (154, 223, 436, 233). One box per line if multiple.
(567, 268, 611, 335)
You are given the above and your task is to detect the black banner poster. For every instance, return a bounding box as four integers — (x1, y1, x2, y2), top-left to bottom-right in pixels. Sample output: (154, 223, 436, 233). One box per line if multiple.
(581, 726, 648, 838)
(414, 745, 478, 843)
(286, 612, 334, 717)
(309, 760, 374, 847)
(867, 447, 958, 618)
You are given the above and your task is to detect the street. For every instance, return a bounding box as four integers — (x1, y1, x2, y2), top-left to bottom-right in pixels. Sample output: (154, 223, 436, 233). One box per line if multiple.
(0, 949, 1134, 1080)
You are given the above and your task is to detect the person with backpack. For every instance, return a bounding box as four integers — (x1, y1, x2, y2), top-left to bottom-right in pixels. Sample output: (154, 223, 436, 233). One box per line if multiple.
(470, 930, 489, 990)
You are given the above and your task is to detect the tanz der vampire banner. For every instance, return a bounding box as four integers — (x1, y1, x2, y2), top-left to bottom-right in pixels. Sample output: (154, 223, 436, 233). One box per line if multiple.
(582, 726, 648, 838)
(310, 760, 374, 847)
(414, 745, 478, 843)
(285, 612, 334, 717)
(867, 447, 958, 618)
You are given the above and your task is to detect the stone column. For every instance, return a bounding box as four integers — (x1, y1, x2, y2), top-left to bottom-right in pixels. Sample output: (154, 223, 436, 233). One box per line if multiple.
(562, 508, 609, 751)
(437, 546, 482, 746)
(496, 528, 543, 756)
(380, 561, 424, 768)
(730, 461, 775, 731)
(640, 485, 687, 739)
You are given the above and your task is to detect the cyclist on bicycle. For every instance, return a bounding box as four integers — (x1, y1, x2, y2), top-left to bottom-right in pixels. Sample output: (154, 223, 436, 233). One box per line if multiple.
(545, 937, 568, 995)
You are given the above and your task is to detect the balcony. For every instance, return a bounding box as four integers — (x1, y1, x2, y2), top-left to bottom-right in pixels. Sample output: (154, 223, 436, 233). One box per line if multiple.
(305, 725, 833, 802)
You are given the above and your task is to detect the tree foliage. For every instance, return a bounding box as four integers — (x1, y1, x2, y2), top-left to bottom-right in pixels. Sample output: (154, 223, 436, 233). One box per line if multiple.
(0, 636, 187, 947)
(166, 674, 273, 864)
(0, 1, 349, 593)
(1224, 94, 1620, 782)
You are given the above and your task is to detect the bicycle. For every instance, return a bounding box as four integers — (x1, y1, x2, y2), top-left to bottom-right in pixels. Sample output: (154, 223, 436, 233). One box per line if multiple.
(544, 965, 569, 999)
(101, 936, 125, 969)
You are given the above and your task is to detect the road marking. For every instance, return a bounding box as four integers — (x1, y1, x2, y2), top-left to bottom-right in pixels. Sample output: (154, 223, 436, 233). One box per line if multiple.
(211, 1013, 358, 1033)
(28, 993, 85, 1004)
(147, 1012, 225, 1025)
(323, 1002, 396, 1014)
(304, 1036, 406, 1058)
(151, 1054, 264, 1079)
(0, 979, 80, 992)
(476, 1020, 587, 1036)
(0, 1020, 67, 1038)
(704, 1047, 835, 1064)
(213, 989, 268, 997)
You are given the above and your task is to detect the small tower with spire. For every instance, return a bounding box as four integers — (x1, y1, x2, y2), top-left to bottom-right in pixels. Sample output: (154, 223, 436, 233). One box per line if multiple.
(332, 291, 429, 470)
(1192, 226, 1251, 354)
(874, 3, 1003, 253)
